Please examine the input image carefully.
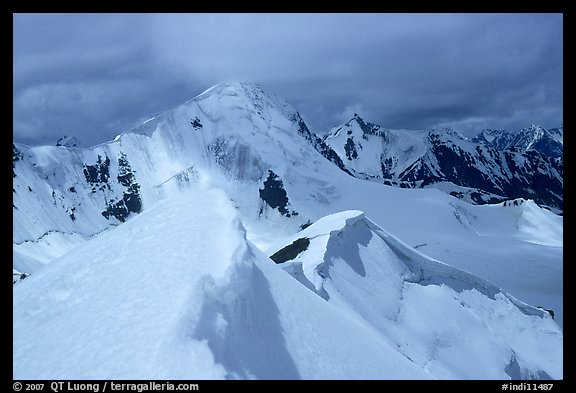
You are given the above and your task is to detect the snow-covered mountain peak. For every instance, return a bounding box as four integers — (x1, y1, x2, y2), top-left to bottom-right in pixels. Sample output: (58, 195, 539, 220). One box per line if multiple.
(12, 80, 343, 258)
(194, 81, 264, 101)
(329, 114, 384, 138)
(190, 81, 298, 123)
(194, 81, 258, 105)
(195, 80, 246, 96)
(526, 124, 544, 132)
(115, 81, 301, 145)
(429, 127, 468, 141)
(522, 124, 546, 143)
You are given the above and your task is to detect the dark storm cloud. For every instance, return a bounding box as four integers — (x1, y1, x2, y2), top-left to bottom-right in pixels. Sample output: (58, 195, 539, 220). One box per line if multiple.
(13, 13, 199, 146)
(13, 13, 563, 147)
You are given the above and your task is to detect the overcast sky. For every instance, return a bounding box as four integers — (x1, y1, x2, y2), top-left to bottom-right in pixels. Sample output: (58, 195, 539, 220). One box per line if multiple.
(13, 13, 563, 147)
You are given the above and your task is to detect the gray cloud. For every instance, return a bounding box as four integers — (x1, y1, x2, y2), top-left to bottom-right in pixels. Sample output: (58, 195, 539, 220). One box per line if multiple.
(13, 13, 563, 147)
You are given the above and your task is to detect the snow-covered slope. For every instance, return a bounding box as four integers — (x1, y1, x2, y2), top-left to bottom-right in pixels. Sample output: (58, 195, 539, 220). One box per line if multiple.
(270, 210, 562, 379)
(320, 116, 563, 210)
(13, 188, 432, 380)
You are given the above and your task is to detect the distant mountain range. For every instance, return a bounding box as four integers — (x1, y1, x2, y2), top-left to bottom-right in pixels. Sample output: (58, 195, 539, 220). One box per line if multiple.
(319, 115, 563, 211)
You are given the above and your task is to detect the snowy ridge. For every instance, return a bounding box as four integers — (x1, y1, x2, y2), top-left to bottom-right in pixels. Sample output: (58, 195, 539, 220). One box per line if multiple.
(365, 217, 547, 318)
(271, 211, 561, 379)
(13, 189, 432, 379)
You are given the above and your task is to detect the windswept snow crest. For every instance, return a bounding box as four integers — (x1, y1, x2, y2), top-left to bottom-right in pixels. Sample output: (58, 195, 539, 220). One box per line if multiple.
(271, 211, 562, 380)
(13, 189, 431, 380)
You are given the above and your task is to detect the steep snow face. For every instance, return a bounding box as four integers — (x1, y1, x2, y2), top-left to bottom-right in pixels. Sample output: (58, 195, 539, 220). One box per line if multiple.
(13, 142, 146, 276)
(271, 211, 562, 379)
(121, 81, 329, 185)
(12, 82, 341, 272)
(13, 189, 432, 380)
